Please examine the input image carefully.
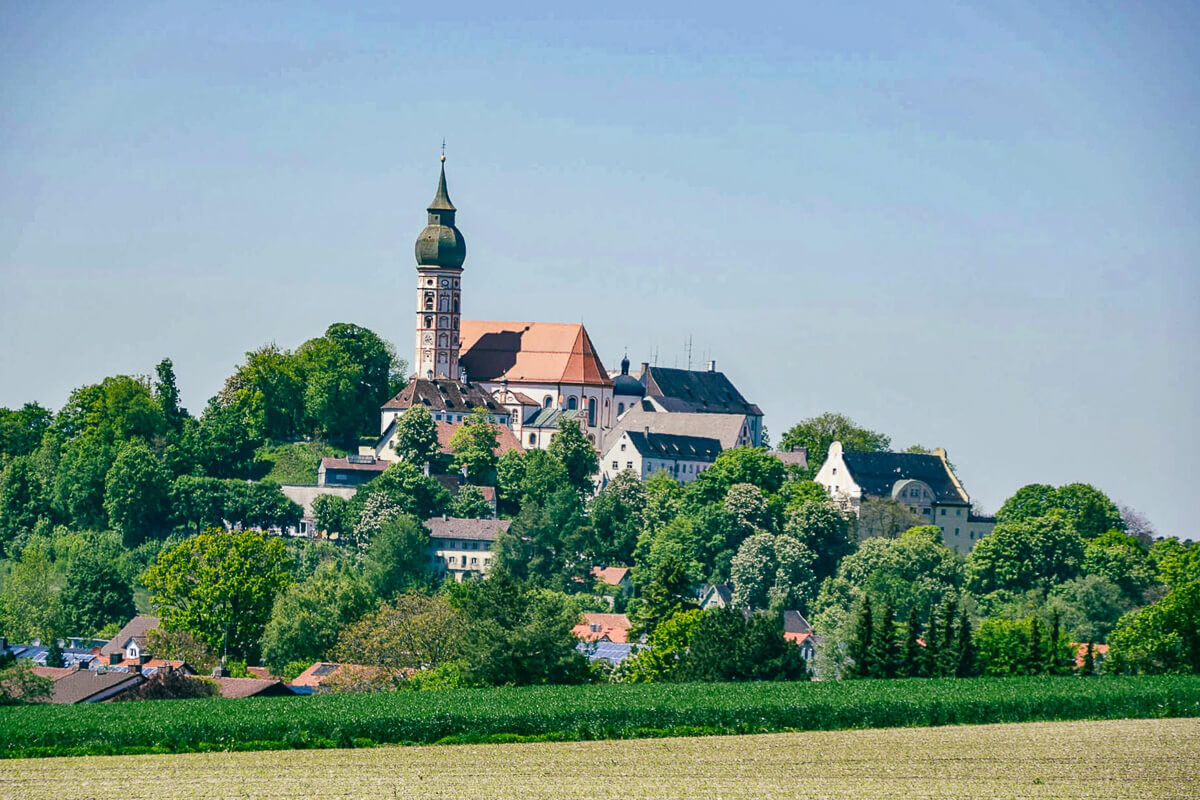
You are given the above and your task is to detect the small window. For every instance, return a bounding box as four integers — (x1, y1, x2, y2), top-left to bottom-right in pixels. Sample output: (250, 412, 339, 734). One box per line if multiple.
(956, 508, 962, 516)
(626, 461, 633, 469)
(612, 461, 618, 469)
(940, 508, 946, 516)
(424, 316, 433, 329)
(955, 528, 960, 536)
(567, 397, 578, 410)
(620, 443, 626, 452)
(618, 402, 625, 415)
(529, 434, 536, 445)
(544, 397, 552, 408)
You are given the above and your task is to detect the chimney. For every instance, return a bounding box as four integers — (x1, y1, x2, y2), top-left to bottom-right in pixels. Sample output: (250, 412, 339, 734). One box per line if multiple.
(139, 652, 151, 665)
(640, 362, 649, 376)
(707, 360, 716, 372)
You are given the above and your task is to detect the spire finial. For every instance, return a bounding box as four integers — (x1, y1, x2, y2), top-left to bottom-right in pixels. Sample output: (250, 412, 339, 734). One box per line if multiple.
(440, 138, 446, 163)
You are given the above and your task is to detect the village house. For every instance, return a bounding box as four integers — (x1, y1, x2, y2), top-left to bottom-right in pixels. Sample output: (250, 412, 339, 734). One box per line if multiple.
(599, 429, 722, 485)
(425, 516, 510, 580)
(814, 441, 996, 553)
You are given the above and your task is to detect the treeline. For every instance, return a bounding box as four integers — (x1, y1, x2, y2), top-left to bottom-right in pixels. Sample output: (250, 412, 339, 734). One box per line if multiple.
(3, 330, 1200, 688)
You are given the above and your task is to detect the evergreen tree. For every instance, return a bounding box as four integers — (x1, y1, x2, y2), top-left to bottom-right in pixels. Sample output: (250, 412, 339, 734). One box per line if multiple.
(868, 599, 897, 678)
(1082, 639, 1095, 676)
(955, 607, 976, 677)
(1028, 616, 1044, 675)
(845, 595, 874, 679)
(919, 603, 939, 677)
(899, 606, 921, 678)
(1047, 608, 1068, 675)
(154, 358, 186, 433)
(43, 638, 64, 668)
(935, 597, 958, 677)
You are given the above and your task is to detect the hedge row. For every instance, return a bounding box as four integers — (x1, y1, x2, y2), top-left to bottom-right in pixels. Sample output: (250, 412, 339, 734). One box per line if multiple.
(3, 675, 1198, 759)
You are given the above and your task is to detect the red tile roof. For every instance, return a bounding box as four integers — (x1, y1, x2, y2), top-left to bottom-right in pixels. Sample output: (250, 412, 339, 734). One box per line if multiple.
(1073, 642, 1109, 669)
(212, 677, 294, 698)
(435, 420, 524, 457)
(784, 631, 814, 646)
(288, 661, 384, 689)
(459, 321, 612, 387)
(591, 566, 631, 586)
(319, 456, 390, 474)
(572, 613, 632, 644)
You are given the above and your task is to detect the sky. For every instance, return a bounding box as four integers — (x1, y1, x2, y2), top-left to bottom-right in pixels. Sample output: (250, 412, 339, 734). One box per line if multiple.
(1, 1, 1197, 536)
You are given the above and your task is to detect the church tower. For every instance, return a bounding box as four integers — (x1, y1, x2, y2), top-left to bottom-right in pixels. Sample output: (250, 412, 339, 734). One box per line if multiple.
(413, 156, 465, 380)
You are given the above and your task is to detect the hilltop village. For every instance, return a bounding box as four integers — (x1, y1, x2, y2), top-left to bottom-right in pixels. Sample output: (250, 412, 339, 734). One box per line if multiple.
(0, 161, 1185, 704)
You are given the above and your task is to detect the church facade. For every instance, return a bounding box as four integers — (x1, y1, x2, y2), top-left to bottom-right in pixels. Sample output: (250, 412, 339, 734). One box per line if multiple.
(380, 157, 763, 462)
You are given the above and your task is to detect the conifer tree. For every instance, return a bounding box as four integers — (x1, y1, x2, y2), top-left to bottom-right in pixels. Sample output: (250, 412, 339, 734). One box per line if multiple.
(935, 596, 958, 677)
(1047, 608, 1065, 675)
(868, 599, 897, 679)
(1028, 616, 1044, 676)
(954, 607, 976, 677)
(1082, 639, 1095, 676)
(844, 595, 874, 679)
(899, 606, 921, 678)
(43, 638, 64, 668)
(919, 603, 939, 677)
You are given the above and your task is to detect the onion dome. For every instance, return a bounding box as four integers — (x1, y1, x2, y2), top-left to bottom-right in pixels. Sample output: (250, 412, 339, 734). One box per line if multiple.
(415, 157, 466, 269)
(613, 353, 645, 397)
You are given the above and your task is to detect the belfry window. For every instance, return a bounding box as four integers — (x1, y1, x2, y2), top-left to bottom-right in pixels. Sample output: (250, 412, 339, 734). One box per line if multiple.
(424, 292, 434, 311)
(453, 298, 459, 312)
(424, 316, 433, 329)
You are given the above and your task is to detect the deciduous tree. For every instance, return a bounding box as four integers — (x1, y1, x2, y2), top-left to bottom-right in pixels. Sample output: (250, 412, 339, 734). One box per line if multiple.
(104, 439, 171, 546)
(779, 413, 891, 477)
(142, 530, 291, 662)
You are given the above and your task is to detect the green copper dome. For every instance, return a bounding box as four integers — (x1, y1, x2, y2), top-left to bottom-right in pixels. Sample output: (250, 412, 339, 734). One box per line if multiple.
(415, 159, 466, 269)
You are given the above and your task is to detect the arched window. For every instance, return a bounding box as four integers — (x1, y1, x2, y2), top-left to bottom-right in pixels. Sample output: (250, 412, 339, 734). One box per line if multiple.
(452, 318, 459, 329)
(440, 296, 449, 312)
(438, 333, 448, 348)
(567, 397, 578, 410)
(587, 397, 596, 427)
(439, 316, 448, 329)
(529, 433, 536, 445)
(453, 298, 460, 312)
(424, 316, 433, 329)
(424, 292, 434, 311)
(543, 397, 552, 408)
(617, 402, 625, 416)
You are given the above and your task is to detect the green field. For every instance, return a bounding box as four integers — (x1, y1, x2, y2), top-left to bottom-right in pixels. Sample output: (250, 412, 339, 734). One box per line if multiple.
(3, 718, 1197, 799)
(3, 675, 1199, 759)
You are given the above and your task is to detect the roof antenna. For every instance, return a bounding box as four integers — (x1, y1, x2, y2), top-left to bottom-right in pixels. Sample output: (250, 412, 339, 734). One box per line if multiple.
(685, 334, 693, 370)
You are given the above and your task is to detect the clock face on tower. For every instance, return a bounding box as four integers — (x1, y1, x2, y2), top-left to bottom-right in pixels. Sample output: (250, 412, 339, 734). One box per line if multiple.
(440, 279, 449, 287)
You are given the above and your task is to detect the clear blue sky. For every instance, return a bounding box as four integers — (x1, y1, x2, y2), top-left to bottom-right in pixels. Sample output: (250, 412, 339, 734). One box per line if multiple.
(2, 1, 1197, 536)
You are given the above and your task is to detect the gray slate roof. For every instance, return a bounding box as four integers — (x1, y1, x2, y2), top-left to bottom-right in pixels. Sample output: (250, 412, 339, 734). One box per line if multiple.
(424, 517, 513, 541)
(841, 450, 968, 505)
(382, 378, 504, 414)
(626, 431, 722, 462)
(100, 615, 159, 657)
(523, 407, 580, 430)
(606, 409, 748, 452)
(643, 366, 762, 417)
